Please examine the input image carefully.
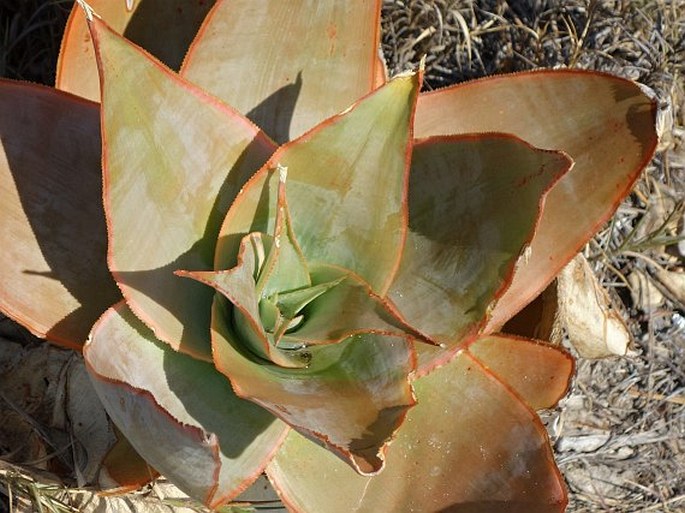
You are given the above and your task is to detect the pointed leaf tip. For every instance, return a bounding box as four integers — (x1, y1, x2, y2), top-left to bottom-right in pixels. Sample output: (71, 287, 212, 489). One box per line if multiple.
(74, 0, 95, 20)
(415, 70, 657, 330)
(181, 0, 383, 143)
(89, 13, 275, 359)
(388, 133, 572, 374)
(268, 351, 567, 512)
(216, 71, 421, 295)
(58, 0, 217, 101)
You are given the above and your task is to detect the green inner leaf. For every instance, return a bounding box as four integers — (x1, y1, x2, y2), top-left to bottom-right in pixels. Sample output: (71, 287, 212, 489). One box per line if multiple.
(179, 169, 428, 369)
(274, 277, 345, 321)
(255, 166, 310, 298)
(215, 72, 421, 296)
(211, 294, 417, 476)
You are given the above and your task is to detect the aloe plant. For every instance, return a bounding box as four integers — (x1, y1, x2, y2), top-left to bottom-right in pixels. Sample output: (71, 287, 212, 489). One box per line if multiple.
(0, 1, 658, 511)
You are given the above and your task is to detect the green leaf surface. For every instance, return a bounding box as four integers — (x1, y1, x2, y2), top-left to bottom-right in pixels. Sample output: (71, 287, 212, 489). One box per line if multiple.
(211, 295, 416, 475)
(386, 134, 571, 372)
(254, 169, 310, 299)
(177, 233, 308, 368)
(216, 72, 420, 295)
(275, 278, 342, 321)
(467, 334, 574, 410)
(0, 80, 120, 349)
(181, 0, 382, 143)
(415, 70, 658, 331)
(56, 0, 216, 101)
(279, 264, 431, 348)
(182, 260, 425, 367)
(84, 301, 288, 509)
(267, 351, 566, 513)
(89, 15, 277, 360)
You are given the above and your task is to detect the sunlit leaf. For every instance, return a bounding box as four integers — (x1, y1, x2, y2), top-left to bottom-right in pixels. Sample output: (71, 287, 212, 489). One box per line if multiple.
(467, 334, 573, 410)
(181, 0, 382, 143)
(211, 295, 416, 475)
(216, 72, 420, 295)
(268, 351, 567, 512)
(56, 0, 215, 101)
(84, 302, 288, 509)
(386, 133, 571, 373)
(0, 80, 120, 349)
(88, 15, 277, 360)
(414, 70, 657, 331)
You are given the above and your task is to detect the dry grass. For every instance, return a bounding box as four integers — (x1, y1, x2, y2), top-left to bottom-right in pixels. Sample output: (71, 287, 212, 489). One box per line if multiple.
(1, 0, 683, 512)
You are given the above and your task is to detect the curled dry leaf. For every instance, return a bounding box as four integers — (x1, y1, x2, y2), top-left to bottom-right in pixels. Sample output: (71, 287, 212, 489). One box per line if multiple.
(555, 254, 631, 358)
(653, 267, 685, 307)
(505, 254, 631, 358)
(628, 269, 665, 313)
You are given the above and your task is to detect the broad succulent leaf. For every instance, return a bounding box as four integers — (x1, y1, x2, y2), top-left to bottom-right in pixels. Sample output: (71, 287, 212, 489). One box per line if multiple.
(88, 14, 277, 360)
(0, 80, 120, 349)
(180, 260, 427, 369)
(467, 334, 574, 410)
(181, 0, 382, 143)
(215, 71, 420, 296)
(183, 175, 430, 357)
(386, 134, 571, 373)
(188, 73, 428, 473)
(84, 301, 288, 508)
(414, 71, 658, 331)
(267, 350, 567, 513)
(210, 294, 417, 476)
(56, 0, 216, 101)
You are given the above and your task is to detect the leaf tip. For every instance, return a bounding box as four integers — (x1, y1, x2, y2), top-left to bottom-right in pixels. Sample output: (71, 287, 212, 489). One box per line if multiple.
(75, 0, 98, 22)
(277, 163, 288, 184)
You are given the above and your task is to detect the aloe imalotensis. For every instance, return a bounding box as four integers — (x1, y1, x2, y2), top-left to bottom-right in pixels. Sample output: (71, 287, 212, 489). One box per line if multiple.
(0, 1, 657, 511)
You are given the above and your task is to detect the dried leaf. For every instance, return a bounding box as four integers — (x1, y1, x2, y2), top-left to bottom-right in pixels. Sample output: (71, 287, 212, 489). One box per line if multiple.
(0, 337, 117, 485)
(653, 267, 685, 306)
(556, 254, 630, 358)
(556, 431, 611, 453)
(628, 269, 664, 313)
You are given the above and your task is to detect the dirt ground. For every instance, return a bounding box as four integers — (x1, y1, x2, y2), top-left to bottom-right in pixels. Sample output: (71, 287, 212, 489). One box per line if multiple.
(0, 1, 683, 512)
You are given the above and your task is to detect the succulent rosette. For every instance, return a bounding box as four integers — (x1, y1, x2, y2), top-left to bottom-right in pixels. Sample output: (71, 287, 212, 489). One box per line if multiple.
(0, 1, 657, 512)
